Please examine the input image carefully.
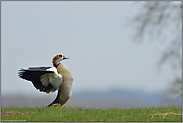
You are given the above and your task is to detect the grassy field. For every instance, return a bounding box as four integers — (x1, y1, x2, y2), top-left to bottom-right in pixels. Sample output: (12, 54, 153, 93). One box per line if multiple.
(1, 105, 182, 122)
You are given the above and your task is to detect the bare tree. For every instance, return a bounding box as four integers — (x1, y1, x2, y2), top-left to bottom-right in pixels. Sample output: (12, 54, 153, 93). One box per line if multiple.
(130, 1, 182, 101)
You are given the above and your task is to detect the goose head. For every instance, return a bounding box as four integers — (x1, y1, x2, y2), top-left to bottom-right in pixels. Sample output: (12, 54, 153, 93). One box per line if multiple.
(52, 54, 69, 67)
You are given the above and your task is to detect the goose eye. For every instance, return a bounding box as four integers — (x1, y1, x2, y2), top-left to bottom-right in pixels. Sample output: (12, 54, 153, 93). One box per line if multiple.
(59, 54, 62, 58)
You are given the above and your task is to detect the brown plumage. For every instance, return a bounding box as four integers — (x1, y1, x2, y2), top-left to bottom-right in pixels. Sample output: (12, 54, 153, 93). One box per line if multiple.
(18, 54, 73, 107)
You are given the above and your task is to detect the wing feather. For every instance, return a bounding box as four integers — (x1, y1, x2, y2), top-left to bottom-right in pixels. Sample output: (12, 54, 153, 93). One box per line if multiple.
(18, 67, 63, 93)
(40, 72, 63, 89)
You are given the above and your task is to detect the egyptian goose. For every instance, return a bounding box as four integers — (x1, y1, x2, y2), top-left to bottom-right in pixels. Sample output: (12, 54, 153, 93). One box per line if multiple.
(18, 54, 73, 107)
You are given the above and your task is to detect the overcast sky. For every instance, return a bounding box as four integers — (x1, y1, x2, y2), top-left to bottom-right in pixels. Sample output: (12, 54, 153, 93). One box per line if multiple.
(1, 1, 181, 96)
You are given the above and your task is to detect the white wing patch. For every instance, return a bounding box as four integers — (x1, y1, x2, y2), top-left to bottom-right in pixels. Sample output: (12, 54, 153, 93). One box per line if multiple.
(47, 67, 58, 74)
(40, 67, 63, 90)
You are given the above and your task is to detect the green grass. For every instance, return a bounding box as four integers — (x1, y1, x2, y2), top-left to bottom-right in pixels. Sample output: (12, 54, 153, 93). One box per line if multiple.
(1, 105, 182, 122)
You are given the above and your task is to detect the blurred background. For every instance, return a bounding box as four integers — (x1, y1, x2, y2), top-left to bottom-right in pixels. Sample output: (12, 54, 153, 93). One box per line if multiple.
(1, 1, 182, 108)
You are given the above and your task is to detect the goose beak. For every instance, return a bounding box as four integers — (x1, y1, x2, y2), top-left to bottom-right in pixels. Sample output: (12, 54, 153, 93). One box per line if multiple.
(63, 56, 69, 59)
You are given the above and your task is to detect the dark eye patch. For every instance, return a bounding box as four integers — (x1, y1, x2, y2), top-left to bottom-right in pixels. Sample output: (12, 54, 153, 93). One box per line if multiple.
(59, 54, 62, 58)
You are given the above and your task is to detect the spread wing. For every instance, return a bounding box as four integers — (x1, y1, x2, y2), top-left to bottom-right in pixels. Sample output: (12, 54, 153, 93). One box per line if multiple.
(18, 67, 63, 94)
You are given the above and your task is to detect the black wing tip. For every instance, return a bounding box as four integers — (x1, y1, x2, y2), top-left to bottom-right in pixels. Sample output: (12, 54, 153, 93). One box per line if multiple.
(18, 72, 26, 79)
(18, 69, 24, 77)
